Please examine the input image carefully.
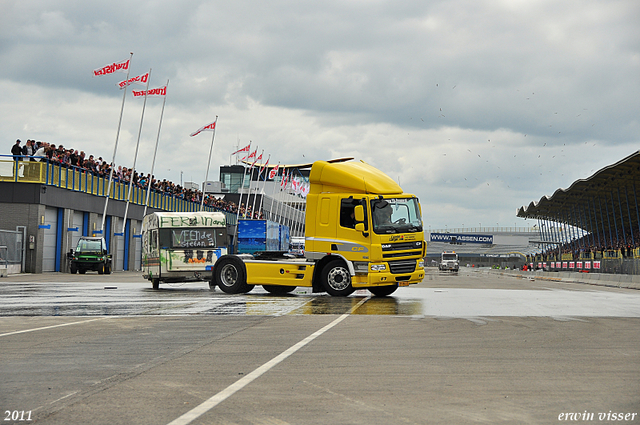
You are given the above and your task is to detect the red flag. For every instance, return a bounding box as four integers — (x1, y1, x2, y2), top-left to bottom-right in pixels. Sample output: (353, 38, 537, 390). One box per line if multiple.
(231, 144, 250, 156)
(251, 152, 263, 169)
(281, 169, 289, 188)
(246, 149, 257, 161)
(93, 58, 130, 77)
(268, 163, 279, 180)
(259, 157, 270, 178)
(132, 86, 167, 97)
(190, 121, 216, 137)
(117, 72, 149, 89)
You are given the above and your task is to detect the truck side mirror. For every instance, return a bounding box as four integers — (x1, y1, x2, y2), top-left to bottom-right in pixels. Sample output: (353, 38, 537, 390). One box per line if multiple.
(355, 223, 365, 232)
(354, 205, 364, 222)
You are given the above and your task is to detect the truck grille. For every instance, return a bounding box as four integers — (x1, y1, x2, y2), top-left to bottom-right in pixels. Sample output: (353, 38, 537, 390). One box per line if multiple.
(382, 242, 422, 251)
(381, 241, 423, 260)
(383, 251, 423, 259)
(388, 260, 416, 274)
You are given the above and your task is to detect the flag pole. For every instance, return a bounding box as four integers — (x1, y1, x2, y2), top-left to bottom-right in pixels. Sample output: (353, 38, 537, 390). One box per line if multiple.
(234, 142, 250, 248)
(268, 162, 280, 221)
(251, 150, 263, 218)
(245, 147, 258, 219)
(274, 168, 286, 225)
(293, 168, 305, 237)
(101, 52, 133, 234)
(144, 79, 169, 217)
(257, 154, 270, 218)
(122, 68, 151, 232)
(200, 116, 218, 211)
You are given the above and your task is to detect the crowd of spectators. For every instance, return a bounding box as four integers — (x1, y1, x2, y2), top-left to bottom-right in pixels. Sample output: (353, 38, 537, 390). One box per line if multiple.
(540, 229, 640, 260)
(10, 138, 264, 219)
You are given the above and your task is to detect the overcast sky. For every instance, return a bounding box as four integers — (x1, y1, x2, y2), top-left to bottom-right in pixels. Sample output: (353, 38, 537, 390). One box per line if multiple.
(1, 0, 639, 230)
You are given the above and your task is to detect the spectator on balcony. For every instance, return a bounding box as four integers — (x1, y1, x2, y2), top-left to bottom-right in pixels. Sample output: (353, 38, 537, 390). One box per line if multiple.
(22, 139, 35, 160)
(33, 142, 46, 161)
(11, 139, 22, 161)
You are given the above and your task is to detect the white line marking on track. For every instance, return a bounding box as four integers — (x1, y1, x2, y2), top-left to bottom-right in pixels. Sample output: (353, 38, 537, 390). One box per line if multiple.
(166, 296, 371, 425)
(0, 318, 108, 337)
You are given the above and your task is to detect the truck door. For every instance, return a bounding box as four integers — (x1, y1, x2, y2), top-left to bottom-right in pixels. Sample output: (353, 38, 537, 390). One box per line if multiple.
(336, 198, 370, 259)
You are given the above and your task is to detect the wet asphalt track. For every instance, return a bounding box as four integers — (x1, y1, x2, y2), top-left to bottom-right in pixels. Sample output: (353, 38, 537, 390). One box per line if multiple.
(1, 269, 639, 424)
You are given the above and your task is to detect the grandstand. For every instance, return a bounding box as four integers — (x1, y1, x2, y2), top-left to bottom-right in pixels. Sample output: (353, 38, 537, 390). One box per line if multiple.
(516, 150, 640, 275)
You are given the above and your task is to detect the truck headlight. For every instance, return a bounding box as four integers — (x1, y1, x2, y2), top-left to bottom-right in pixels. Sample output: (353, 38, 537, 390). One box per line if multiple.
(353, 262, 369, 273)
(370, 264, 386, 271)
(418, 260, 425, 268)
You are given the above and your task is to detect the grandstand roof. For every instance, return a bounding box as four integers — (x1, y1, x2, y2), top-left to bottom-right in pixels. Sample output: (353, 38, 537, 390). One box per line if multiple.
(517, 150, 640, 237)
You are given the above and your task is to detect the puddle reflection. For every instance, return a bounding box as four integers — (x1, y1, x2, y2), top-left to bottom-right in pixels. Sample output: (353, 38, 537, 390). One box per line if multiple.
(0, 281, 425, 317)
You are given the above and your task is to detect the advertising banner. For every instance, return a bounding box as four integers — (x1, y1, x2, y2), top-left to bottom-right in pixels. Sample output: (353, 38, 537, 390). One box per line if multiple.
(430, 233, 493, 244)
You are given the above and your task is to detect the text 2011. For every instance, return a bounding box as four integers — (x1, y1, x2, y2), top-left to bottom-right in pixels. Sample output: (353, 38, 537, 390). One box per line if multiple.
(4, 411, 32, 421)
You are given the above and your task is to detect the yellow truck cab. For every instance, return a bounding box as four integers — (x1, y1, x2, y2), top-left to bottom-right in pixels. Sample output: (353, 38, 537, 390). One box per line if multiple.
(212, 160, 426, 296)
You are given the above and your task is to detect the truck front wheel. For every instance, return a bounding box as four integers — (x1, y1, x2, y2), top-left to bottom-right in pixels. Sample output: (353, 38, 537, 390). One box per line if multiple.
(322, 260, 354, 297)
(215, 256, 253, 294)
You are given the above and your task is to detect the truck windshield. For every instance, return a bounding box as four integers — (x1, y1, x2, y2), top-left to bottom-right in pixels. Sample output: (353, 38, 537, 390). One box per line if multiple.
(370, 197, 423, 234)
(442, 254, 457, 260)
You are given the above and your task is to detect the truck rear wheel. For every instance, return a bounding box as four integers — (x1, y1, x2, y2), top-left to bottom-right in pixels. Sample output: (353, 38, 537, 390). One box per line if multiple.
(322, 260, 354, 297)
(215, 256, 253, 294)
(263, 285, 296, 295)
(369, 285, 398, 297)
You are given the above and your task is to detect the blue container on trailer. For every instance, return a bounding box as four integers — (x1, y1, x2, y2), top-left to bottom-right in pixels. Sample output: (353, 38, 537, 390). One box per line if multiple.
(237, 219, 283, 253)
(266, 220, 279, 251)
(279, 225, 290, 251)
(237, 219, 267, 253)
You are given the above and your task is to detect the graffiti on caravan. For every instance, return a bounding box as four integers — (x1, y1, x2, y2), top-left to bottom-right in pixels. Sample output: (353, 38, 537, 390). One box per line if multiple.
(430, 233, 494, 244)
(171, 229, 216, 248)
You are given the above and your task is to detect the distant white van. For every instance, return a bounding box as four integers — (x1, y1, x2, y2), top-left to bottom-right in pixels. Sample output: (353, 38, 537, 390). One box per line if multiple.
(141, 211, 228, 289)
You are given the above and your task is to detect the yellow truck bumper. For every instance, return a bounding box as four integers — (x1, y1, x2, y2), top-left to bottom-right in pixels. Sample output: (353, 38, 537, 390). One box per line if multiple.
(352, 266, 425, 288)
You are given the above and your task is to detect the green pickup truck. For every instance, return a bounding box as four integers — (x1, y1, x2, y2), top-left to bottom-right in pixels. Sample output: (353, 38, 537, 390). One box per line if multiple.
(68, 236, 112, 274)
